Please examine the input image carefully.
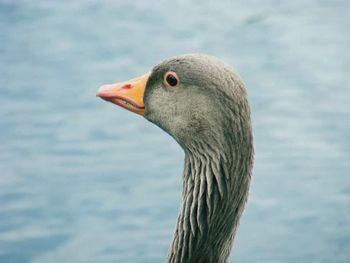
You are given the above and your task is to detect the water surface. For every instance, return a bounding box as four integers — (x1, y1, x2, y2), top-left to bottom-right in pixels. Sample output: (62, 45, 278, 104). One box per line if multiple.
(1, 0, 349, 262)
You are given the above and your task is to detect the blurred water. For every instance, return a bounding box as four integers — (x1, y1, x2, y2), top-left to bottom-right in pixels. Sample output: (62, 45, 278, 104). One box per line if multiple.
(1, 0, 349, 262)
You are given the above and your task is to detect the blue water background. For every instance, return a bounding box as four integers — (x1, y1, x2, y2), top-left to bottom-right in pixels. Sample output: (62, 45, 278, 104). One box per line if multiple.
(1, 0, 349, 262)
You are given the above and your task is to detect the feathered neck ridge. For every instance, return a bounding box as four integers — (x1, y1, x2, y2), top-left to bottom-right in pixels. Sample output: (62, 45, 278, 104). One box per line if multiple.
(166, 136, 253, 263)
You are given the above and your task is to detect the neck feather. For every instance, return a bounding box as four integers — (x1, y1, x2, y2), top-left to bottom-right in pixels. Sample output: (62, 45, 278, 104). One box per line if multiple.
(166, 137, 253, 263)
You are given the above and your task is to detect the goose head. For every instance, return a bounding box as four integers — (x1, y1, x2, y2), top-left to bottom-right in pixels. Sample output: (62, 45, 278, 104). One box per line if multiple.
(97, 54, 250, 152)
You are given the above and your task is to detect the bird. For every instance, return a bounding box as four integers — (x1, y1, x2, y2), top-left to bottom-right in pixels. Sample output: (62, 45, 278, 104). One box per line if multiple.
(96, 54, 254, 263)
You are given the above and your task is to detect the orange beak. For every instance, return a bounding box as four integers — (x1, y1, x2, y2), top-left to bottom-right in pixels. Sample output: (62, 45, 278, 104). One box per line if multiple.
(96, 72, 150, 116)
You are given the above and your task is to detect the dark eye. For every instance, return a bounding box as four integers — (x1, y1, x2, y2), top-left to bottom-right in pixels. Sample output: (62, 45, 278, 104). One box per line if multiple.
(164, 71, 179, 88)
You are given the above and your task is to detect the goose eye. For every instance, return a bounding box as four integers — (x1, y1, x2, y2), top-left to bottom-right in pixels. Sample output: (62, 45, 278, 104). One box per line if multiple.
(164, 72, 179, 88)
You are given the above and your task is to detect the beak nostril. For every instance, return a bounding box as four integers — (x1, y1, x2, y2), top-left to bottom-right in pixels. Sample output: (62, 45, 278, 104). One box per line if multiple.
(121, 83, 132, 90)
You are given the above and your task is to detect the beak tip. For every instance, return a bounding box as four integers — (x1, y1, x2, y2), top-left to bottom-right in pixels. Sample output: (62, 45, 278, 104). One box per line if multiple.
(96, 85, 110, 98)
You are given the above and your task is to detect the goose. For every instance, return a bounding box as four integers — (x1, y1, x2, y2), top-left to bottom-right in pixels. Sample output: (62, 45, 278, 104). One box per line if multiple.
(96, 54, 254, 263)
